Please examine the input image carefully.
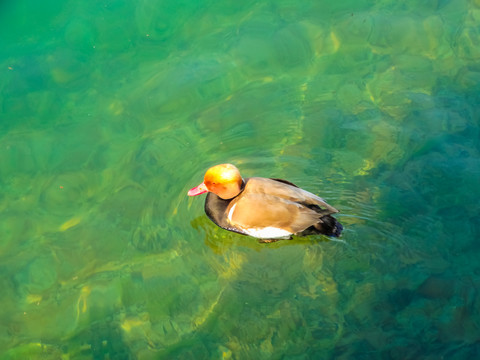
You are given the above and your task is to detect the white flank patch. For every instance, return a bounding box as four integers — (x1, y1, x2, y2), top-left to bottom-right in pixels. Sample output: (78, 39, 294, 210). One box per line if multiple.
(227, 203, 237, 222)
(227, 203, 291, 239)
(242, 227, 292, 239)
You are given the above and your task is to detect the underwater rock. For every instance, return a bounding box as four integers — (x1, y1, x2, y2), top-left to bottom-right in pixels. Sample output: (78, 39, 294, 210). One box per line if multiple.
(15, 256, 58, 295)
(417, 275, 455, 300)
(453, 23, 480, 61)
(64, 19, 96, 51)
(273, 23, 313, 69)
(0, 135, 39, 178)
(333, 12, 373, 45)
(39, 171, 97, 217)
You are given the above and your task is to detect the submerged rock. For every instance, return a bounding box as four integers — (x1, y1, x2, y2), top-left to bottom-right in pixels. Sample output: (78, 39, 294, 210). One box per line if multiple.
(417, 275, 455, 300)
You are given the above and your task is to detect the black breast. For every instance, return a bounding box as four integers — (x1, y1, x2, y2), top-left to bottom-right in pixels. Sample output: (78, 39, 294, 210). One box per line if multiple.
(204, 193, 246, 235)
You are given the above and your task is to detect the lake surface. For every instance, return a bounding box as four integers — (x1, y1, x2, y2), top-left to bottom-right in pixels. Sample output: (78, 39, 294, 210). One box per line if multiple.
(1, 0, 479, 358)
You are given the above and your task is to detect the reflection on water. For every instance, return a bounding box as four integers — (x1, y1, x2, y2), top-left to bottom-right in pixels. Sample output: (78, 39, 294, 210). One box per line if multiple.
(1, 0, 479, 358)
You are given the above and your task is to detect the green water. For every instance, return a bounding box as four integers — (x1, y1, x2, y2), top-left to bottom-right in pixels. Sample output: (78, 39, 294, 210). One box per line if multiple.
(1, 0, 479, 358)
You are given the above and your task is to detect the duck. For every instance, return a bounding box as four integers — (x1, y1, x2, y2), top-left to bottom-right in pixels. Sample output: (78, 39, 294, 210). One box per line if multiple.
(187, 164, 343, 241)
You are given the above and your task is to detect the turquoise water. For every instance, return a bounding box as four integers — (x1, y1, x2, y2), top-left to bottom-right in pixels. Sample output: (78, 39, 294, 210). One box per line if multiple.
(1, 0, 479, 358)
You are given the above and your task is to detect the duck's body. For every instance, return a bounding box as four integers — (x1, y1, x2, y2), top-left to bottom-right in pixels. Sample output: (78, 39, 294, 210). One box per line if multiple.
(188, 164, 342, 240)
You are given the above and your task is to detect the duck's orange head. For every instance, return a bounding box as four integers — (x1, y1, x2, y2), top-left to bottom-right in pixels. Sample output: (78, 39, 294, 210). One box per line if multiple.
(188, 164, 243, 200)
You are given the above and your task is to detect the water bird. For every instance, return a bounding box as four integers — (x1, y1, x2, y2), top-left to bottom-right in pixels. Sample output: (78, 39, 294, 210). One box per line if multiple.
(187, 164, 343, 241)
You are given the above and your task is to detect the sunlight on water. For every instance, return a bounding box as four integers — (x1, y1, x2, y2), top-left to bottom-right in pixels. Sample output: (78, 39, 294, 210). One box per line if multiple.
(1, 0, 479, 358)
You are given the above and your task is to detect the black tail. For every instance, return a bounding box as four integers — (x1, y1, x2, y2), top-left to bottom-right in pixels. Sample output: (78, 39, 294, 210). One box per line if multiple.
(313, 215, 343, 237)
